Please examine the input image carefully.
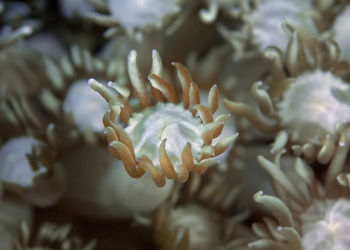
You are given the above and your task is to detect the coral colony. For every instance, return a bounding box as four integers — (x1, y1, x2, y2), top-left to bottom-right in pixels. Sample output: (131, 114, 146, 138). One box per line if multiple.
(3, 0, 350, 250)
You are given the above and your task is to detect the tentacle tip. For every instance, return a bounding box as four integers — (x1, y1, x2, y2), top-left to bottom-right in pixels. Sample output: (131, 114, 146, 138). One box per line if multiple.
(21, 26, 33, 35)
(277, 226, 283, 232)
(88, 78, 96, 85)
(152, 49, 158, 53)
(48, 123, 54, 129)
(212, 84, 217, 87)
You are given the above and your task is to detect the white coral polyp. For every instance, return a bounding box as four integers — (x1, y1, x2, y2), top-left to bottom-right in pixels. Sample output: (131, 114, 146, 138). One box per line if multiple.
(0, 137, 46, 188)
(251, 0, 316, 51)
(277, 70, 350, 144)
(169, 204, 220, 250)
(107, 0, 180, 29)
(62, 146, 174, 219)
(301, 199, 350, 250)
(63, 79, 109, 132)
(125, 102, 203, 168)
(333, 6, 350, 61)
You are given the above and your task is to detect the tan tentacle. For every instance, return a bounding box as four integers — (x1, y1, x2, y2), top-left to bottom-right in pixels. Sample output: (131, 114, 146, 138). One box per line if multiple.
(148, 74, 178, 103)
(251, 81, 276, 118)
(177, 164, 189, 183)
(104, 126, 119, 145)
(201, 121, 224, 145)
(109, 141, 144, 178)
(189, 82, 200, 116)
(207, 85, 219, 114)
(212, 114, 230, 138)
(214, 133, 238, 156)
(258, 156, 307, 206)
(181, 143, 195, 171)
(224, 98, 279, 133)
(151, 50, 164, 104)
(195, 158, 218, 174)
(138, 156, 166, 187)
(193, 104, 213, 123)
(159, 139, 177, 179)
(172, 62, 192, 109)
(254, 191, 294, 227)
(109, 122, 136, 160)
(317, 134, 335, 164)
(127, 50, 151, 109)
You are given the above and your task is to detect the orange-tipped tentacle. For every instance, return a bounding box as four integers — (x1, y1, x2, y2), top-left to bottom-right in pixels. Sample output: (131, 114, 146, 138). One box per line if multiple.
(201, 121, 224, 145)
(139, 156, 166, 187)
(189, 82, 200, 116)
(177, 164, 189, 183)
(148, 74, 178, 103)
(109, 123, 136, 161)
(195, 158, 218, 174)
(172, 62, 192, 109)
(159, 139, 177, 179)
(208, 85, 219, 114)
(201, 145, 215, 159)
(109, 141, 144, 178)
(193, 104, 213, 123)
(104, 126, 119, 145)
(214, 133, 238, 156)
(212, 114, 231, 138)
(181, 143, 195, 171)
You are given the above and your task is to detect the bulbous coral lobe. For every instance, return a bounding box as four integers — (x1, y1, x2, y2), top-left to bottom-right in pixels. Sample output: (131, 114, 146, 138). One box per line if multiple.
(90, 50, 237, 186)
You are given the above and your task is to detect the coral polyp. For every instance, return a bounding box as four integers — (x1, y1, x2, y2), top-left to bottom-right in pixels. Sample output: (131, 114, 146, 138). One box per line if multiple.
(224, 32, 350, 163)
(277, 70, 350, 146)
(249, 137, 350, 250)
(301, 199, 350, 250)
(90, 50, 237, 186)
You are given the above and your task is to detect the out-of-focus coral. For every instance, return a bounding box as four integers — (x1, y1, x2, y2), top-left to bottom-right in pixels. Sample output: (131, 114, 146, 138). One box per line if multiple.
(249, 127, 350, 249)
(0, 135, 66, 207)
(14, 222, 96, 250)
(60, 145, 174, 219)
(224, 31, 350, 164)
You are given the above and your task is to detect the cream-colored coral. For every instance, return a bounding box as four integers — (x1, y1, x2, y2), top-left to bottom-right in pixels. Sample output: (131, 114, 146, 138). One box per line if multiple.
(90, 50, 237, 186)
(61, 145, 174, 219)
(224, 32, 347, 164)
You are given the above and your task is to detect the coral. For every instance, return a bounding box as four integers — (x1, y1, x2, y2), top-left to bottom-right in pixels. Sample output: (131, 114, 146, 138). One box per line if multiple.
(60, 145, 174, 219)
(0, 136, 66, 207)
(90, 50, 237, 186)
(224, 32, 350, 163)
(3, 2, 350, 250)
(249, 130, 350, 249)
